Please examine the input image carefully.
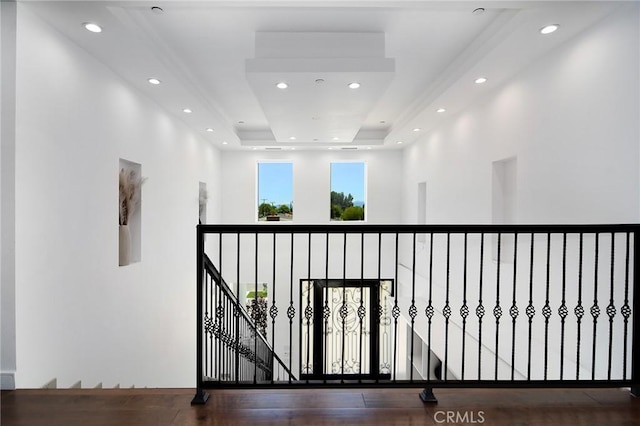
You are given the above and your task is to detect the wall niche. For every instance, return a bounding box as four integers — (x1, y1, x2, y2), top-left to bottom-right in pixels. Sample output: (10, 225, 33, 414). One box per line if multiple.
(118, 159, 143, 266)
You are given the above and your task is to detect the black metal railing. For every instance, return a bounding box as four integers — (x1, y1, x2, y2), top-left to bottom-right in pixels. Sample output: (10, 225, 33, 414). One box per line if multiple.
(192, 224, 639, 404)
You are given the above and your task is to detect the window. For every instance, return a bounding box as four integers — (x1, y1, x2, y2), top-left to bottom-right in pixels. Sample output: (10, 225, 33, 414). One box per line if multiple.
(330, 162, 366, 221)
(257, 162, 293, 221)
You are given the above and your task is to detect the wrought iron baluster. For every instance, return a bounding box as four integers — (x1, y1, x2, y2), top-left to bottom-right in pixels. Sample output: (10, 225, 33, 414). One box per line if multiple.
(324, 233, 329, 382)
(377, 232, 383, 384)
(358, 233, 365, 381)
(576, 233, 584, 380)
(559, 233, 568, 380)
(591, 233, 600, 380)
(543, 233, 552, 380)
(341, 232, 347, 382)
(409, 233, 417, 382)
(254, 232, 258, 384)
(288, 232, 294, 384)
(607, 232, 617, 380)
(392, 233, 400, 382)
(622, 232, 631, 380)
(426, 233, 434, 380)
(271, 233, 277, 384)
(205, 254, 210, 380)
(526, 233, 535, 381)
(494, 233, 502, 380)
(235, 233, 241, 383)
(477, 233, 485, 380)
(461, 233, 469, 380)
(510, 233, 518, 381)
(444, 233, 451, 381)
(304, 233, 312, 381)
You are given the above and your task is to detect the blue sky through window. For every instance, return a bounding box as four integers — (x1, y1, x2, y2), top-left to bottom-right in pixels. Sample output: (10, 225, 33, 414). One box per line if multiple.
(258, 162, 293, 207)
(331, 162, 365, 205)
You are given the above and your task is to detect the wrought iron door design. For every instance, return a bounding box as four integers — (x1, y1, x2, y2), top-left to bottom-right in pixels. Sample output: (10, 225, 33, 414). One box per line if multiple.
(301, 279, 392, 379)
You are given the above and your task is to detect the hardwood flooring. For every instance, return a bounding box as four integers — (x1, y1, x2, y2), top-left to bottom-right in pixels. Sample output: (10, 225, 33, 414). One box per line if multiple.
(2, 387, 639, 425)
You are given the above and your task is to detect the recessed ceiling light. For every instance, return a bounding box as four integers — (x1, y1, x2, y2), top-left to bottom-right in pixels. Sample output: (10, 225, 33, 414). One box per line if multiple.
(540, 24, 560, 35)
(348, 82, 361, 89)
(332, 137, 340, 141)
(328, 147, 333, 150)
(291, 147, 296, 150)
(367, 147, 372, 150)
(147, 78, 161, 85)
(238, 120, 245, 124)
(315, 78, 325, 84)
(437, 108, 446, 113)
(472, 7, 485, 15)
(289, 136, 296, 140)
(413, 128, 421, 132)
(222, 141, 228, 145)
(183, 108, 192, 113)
(83, 23, 102, 33)
(151, 6, 164, 14)
(396, 141, 403, 145)
(276, 82, 288, 89)
(206, 128, 214, 132)
(475, 77, 488, 84)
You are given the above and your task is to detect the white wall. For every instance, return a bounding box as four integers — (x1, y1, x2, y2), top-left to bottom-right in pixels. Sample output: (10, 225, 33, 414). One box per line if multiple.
(1, 0, 18, 390)
(14, 5, 221, 388)
(221, 149, 403, 224)
(403, 5, 639, 226)
(399, 5, 639, 380)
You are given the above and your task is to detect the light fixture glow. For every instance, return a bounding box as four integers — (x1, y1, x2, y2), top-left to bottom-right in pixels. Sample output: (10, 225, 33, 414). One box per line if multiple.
(396, 141, 403, 145)
(147, 78, 161, 85)
(475, 77, 488, 84)
(540, 24, 560, 35)
(206, 128, 214, 132)
(437, 108, 446, 113)
(83, 23, 102, 33)
(276, 82, 288, 89)
(289, 136, 297, 140)
(222, 141, 228, 145)
(183, 108, 192, 113)
(332, 137, 340, 141)
(413, 128, 421, 132)
(348, 82, 361, 89)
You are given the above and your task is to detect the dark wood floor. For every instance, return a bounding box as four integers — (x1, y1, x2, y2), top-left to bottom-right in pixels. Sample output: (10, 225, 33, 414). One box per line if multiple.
(2, 387, 639, 425)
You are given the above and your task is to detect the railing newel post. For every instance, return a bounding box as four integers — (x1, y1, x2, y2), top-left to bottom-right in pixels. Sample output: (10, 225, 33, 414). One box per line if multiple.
(191, 224, 209, 405)
(631, 229, 640, 397)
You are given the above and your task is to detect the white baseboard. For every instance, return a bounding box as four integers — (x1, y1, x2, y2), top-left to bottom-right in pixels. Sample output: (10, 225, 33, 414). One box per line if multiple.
(1, 372, 16, 390)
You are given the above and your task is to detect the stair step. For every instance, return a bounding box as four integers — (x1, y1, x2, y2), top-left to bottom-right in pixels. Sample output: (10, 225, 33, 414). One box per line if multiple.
(41, 378, 57, 389)
(70, 381, 81, 389)
(94, 382, 102, 389)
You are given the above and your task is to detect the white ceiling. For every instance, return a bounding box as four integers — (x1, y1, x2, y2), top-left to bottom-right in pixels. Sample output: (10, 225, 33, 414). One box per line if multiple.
(24, 1, 620, 151)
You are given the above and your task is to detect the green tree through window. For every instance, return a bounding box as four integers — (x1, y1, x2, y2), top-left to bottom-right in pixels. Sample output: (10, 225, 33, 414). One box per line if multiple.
(257, 162, 293, 221)
(330, 162, 365, 221)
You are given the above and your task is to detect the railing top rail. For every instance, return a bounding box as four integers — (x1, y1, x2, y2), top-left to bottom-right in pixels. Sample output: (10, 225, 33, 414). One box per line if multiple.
(198, 223, 639, 235)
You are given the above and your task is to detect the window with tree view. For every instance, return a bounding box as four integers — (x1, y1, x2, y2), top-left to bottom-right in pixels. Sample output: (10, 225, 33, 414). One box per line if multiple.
(330, 162, 366, 221)
(257, 162, 293, 221)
